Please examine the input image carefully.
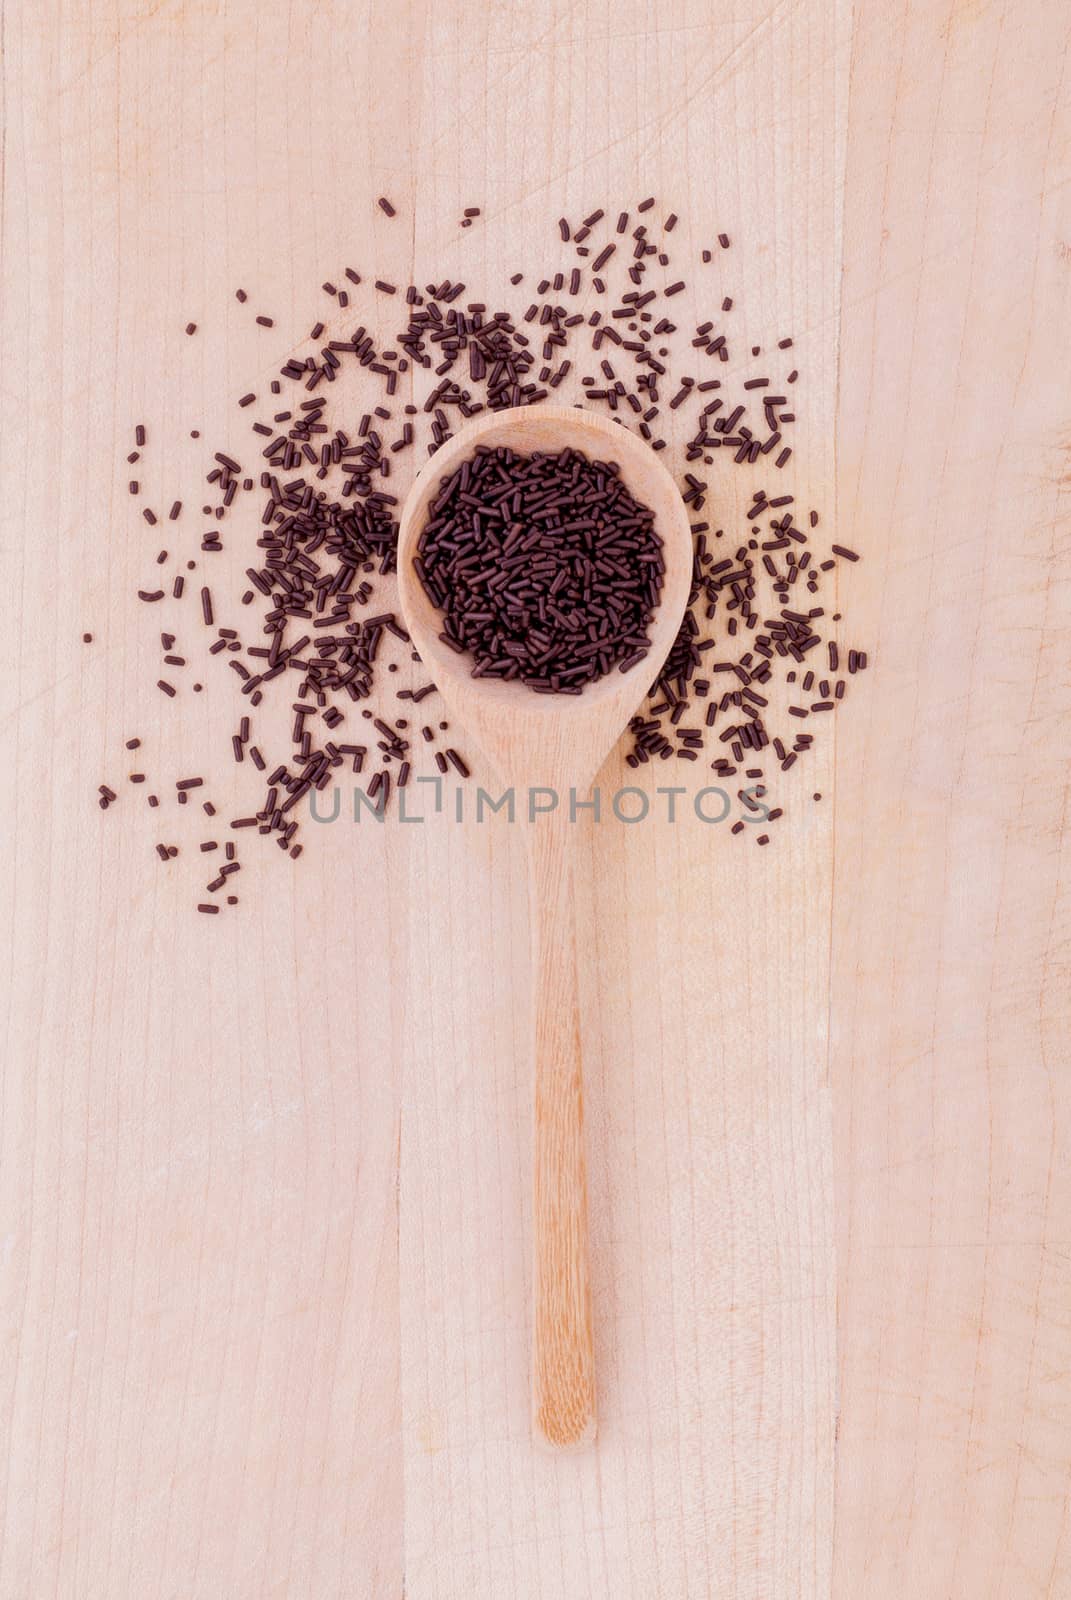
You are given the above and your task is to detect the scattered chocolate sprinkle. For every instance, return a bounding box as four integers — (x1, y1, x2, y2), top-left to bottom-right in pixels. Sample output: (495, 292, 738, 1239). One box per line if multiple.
(113, 196, 867, 896)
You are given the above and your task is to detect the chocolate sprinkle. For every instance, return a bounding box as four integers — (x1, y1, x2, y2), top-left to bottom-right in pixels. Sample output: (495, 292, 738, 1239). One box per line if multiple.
(415, 445, 665, 692)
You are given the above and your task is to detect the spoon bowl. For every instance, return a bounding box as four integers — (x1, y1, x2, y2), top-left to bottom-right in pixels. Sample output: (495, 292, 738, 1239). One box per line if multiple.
(396, 403, 693, 1451)
(397, 404, 693, 794)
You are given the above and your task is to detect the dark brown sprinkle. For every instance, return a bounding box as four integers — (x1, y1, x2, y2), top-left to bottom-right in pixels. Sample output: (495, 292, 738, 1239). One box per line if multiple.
(83, 633, 93, 643)
(239, 393, 256, 407)
(142, 508, 157, 525)
(157, 680, 176, 697)
(135, 425, 146, 446)
(378, 196, 396, 217)
(255, 315, 273, 327)
(235, 289, 247, 302)
(415, 444, 664, 693)
(831, 544, 860, 562)
(185, 323, 197, 335)
(120, 201, 866, 878)
(197, 904, 219, 914)
(638, 197, 655, 213)
(375, 280, 396, 295)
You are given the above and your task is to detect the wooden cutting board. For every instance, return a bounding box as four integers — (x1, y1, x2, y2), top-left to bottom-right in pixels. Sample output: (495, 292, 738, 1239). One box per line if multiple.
(0, 2, 1067, 1596)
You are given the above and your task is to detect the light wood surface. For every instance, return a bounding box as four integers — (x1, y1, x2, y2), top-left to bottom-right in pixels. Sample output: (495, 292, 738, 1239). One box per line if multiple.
(0, 2, 1067, 1598)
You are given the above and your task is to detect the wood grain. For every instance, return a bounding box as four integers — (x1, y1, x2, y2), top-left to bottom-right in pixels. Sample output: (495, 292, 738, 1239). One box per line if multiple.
(832, 1, 1071, 1594)
(397, 3, 843, 1594)
(0, 1, 1065, 1597)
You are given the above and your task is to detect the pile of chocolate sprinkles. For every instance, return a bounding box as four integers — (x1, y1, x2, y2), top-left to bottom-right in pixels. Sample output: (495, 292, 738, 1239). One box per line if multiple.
(416, 446, 664, 692)
(100, 194, 868, 912)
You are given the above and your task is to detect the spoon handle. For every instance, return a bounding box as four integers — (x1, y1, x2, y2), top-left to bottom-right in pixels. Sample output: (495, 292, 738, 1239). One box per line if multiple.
(529, 818, 596, 1450)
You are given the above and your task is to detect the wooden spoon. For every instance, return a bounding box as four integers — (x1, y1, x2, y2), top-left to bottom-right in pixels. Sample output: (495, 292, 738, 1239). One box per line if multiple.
(397, 404, 693, 1449)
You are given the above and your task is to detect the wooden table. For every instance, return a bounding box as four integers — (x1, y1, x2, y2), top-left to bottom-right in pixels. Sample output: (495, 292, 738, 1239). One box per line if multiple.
(1, 2, 1067, 1595)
